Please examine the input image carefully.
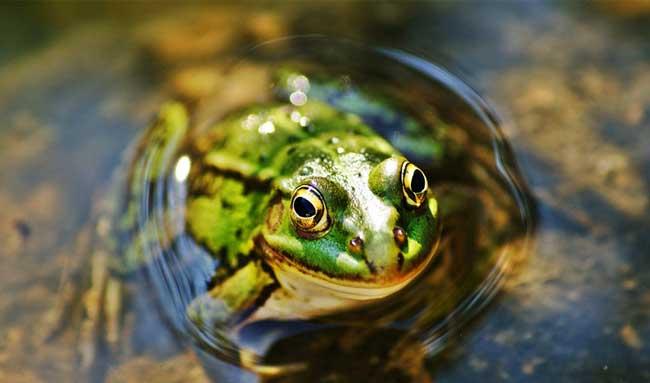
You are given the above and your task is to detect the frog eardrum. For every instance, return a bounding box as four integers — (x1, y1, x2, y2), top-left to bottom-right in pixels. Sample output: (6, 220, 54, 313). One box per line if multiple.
(290, 184, 331, 237)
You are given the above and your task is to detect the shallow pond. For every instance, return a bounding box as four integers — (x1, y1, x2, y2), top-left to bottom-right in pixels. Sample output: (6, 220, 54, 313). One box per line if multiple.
(0, 3, 648, 382)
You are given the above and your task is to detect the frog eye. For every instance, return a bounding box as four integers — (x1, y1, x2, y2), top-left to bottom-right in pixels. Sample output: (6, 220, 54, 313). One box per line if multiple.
(290, 185, 330, 237)
(401, 161, 428, 207)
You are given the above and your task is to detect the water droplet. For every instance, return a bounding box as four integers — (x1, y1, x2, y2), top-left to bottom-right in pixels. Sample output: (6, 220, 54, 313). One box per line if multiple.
(288, 74, 310, 92)
(258, 120, 275, 134)
(290, 110, 302, 123)
(242, 114, 260, 130)
(299, 166, 312, 176)
(289, 91, 308, 106)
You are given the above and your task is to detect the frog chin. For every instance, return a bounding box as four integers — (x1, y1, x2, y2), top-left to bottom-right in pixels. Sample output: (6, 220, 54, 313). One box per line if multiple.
(256, 236, 434, 302)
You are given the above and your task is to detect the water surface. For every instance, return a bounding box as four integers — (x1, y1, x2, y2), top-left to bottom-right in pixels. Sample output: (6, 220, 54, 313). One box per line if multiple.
(0, 2, 648, 382)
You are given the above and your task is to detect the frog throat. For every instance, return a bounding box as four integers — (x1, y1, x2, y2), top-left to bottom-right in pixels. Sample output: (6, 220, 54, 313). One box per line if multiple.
(256, 235, 437, 301)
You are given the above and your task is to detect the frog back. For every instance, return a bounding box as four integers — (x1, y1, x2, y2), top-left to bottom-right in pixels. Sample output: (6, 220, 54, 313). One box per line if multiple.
(192, 101, 395, 182)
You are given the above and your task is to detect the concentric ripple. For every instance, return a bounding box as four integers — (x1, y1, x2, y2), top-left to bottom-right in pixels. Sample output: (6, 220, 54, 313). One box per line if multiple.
(124, 37, 534, 378)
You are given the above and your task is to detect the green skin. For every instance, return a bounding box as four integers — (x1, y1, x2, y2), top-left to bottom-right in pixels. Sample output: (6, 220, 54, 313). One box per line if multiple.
(118, 98, 439, 330)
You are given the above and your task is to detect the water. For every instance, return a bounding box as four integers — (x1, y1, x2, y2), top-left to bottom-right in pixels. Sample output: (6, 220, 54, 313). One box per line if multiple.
(112, 37, 532, 381)
(1, 3, 648, 382)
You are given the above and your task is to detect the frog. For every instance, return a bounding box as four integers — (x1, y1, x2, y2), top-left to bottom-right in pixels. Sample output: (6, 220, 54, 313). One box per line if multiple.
(187, 100, 439, 319)
(46, 68, 444, 381)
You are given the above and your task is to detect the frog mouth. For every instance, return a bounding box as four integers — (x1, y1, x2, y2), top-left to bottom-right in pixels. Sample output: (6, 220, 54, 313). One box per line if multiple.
(256, 236, 436, 301)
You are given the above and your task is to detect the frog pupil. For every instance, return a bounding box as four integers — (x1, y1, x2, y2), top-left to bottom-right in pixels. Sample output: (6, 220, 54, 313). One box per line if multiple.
(294, 197, 316, 218)
(411, 169, 426, 193)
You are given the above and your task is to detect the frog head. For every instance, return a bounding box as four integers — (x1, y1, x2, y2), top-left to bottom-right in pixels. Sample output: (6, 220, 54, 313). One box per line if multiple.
(260, 137, 439, 301)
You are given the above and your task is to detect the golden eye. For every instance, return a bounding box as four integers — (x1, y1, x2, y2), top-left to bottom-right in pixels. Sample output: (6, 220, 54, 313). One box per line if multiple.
(401, 161, 428, 207)
(290, 185, 330, 237)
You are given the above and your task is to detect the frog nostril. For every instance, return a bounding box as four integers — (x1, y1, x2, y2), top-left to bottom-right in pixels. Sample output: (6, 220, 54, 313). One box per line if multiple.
(393, 227, 407, 247)
(348, 236, 364, 254)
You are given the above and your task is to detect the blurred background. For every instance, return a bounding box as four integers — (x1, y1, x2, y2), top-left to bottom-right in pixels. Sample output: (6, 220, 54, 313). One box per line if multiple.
(0, 2, 649, 382)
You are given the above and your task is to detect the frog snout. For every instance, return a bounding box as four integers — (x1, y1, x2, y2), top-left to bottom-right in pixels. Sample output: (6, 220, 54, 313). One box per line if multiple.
(347, 226, 407, 254)
(347, 226, 408, 275)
